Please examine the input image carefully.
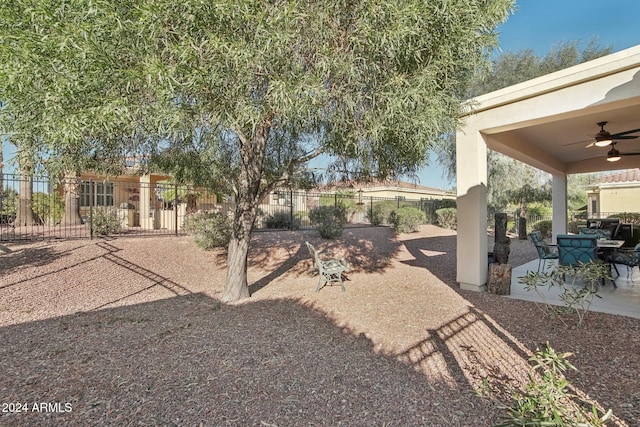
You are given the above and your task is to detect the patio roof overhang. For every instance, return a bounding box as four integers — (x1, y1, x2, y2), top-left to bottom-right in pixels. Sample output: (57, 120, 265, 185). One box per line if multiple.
(455, 45, 640, 292)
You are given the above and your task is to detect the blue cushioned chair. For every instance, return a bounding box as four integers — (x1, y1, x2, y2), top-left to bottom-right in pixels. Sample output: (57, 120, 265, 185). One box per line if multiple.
(530, 231, 559, 272)
(556, 234, 598, 267)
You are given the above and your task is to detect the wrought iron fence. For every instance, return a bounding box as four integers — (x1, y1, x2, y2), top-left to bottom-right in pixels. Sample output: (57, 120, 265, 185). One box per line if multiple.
(0, 174, 455, 241)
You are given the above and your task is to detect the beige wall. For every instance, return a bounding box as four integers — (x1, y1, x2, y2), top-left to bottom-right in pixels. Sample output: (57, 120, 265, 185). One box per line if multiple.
(598, 184, 640, 213)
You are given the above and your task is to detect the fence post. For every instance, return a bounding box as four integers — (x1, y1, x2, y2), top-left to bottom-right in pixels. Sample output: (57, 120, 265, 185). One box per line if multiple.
(89, 179, 94, 240)
(174, 183, 178, 235)
(289, 189, 294, 230)
(370, 197, 373, 226)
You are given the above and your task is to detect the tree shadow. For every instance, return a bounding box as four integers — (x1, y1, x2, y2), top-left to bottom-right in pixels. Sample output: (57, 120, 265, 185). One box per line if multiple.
(0, 242, 81, 281)
(0, 294, 496, 426)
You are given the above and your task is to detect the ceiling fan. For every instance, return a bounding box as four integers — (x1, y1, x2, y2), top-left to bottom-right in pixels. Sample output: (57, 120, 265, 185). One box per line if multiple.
(584, 121, 640, 148)
(604, 141, 640, 162)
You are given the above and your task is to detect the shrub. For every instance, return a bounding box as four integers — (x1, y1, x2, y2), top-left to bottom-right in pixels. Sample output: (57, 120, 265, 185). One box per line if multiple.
(183, 211, 231, 250)
(309, 205, 346, 239)
(264, 211, 300, 230)
(366, 200, 397, 226)
(497, 344, 612, 427)
(388, 207, 426, 233)
(531, 219, 552, 238)
(608, 212, 640, 225)
(90, 207, 122, 235)
(519, 260, 610, 326)
(435, 207, 456, 229)
(32, 192, 64, 225)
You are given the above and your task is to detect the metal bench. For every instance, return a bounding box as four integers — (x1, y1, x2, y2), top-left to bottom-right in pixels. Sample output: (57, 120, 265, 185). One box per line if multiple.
(305, 241, 350, 292)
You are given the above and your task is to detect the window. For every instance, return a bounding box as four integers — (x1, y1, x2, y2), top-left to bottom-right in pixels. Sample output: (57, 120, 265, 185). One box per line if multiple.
(81, 182, 114, 207)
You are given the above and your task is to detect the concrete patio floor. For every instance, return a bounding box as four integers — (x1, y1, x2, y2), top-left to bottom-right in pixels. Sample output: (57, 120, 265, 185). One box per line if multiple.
(510, 260, 640, 320)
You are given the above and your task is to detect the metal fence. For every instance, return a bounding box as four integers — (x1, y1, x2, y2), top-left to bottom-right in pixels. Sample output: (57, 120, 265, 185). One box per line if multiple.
(0, 174, 454, 241)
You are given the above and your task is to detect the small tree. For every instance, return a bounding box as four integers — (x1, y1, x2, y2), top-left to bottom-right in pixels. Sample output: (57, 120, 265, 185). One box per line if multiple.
(0, 0, 514, 301)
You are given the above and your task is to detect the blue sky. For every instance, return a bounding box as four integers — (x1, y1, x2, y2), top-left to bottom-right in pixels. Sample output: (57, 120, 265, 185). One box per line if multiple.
(418, 0, 640, 189)
(4, 1, 640, 184)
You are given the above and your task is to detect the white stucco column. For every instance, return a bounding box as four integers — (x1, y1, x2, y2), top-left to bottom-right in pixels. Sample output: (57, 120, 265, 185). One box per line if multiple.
(456, 129, 488, 291)
(551, 174, 568, 242)
(140, 174, 152, 230)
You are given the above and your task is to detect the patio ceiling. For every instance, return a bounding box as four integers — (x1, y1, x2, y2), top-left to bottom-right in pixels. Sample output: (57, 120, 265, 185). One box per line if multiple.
(466, 45, 640, 176)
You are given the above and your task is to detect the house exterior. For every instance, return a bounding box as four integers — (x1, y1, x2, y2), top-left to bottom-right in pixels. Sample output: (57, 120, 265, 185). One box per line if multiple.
(587, 169, 640, 217)
(77, 170, 218, 231)
(317, 179, 455, 201)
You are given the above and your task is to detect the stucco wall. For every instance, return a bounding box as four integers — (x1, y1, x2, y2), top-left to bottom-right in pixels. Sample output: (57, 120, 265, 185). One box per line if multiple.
(598, 184, 640, 213)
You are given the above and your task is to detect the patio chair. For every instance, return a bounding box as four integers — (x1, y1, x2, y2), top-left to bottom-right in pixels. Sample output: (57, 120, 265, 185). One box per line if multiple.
(604, 243, 640, 282)
(529, 231, 558, 272)
(305, 242, 350, 292)
(556, 234, 598, 267)
(556, 234, 610, 287)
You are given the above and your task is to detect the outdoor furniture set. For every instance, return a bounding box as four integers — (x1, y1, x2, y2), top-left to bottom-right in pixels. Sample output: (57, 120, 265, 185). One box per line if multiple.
(530, 226, 640, 287)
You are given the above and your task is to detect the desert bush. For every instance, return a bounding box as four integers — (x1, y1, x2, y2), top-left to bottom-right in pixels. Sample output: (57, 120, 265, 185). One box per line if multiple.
(264, 211, 300, 230)
(309, 205, 346, 239)
(519, 260, 610, 327)
(90, 207, 122, 235)
(183, 211, 231, 250)
(531, 219, 552, 238)
(32, 192, 64, 225)
(435, 207, 456, 229)
(388, 207, 426, 233)
(496, 344, 612, 427)
(366, 200, 397, 225)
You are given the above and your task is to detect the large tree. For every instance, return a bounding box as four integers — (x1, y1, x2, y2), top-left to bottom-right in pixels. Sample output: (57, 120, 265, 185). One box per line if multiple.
(0, 0, 514, 302)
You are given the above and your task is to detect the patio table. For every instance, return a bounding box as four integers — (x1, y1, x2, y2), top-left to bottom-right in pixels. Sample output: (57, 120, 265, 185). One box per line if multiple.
(596, 239, 625, 287)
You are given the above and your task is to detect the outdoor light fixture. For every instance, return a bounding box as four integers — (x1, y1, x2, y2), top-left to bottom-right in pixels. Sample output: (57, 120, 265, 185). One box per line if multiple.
(606, 146, 621, 162)
(594, 137, 613, 147)
(594, 121, 613, 147)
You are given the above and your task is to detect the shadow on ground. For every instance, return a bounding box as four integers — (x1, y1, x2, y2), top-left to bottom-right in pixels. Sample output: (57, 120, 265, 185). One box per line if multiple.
(0, 293, 497, 426)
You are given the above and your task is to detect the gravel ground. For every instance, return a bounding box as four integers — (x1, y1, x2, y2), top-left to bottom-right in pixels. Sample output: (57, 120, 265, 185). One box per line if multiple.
(0, 225, 638, 426)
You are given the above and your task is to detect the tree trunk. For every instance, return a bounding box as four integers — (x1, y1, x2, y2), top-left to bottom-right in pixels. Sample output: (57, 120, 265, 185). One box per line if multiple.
(221, 118, 272, 302)
(223, 222, 252, 303)
(61, 171, 83, 226)
(15, 174, 35, 226)
(518, 197, 527, 240)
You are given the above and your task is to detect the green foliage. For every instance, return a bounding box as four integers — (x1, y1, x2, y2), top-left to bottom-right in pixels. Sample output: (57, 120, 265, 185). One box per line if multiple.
(32, 192, 64, 225)
(309, 205, 346, 239)
(264, 211, 300, 230)
(531, 219, 553, 239)
(519, 261, 611, 327)
(1, 187, 18, 219)
(496, 343, 613, 427)
(0, 0, 514, 301)
(90, 207, 122, 236)
(435, 207, 457, 230)
(567, 221, 581, 234)
(366, 201, 397, 226)
(183, 212, 232, 250)
(388, 207, 426, 233)
(608, 212, 640, 225)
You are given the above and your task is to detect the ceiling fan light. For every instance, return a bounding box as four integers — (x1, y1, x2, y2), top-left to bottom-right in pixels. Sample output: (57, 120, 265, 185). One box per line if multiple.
(607, 147, 621, 162)
(594, 138, 613, 147)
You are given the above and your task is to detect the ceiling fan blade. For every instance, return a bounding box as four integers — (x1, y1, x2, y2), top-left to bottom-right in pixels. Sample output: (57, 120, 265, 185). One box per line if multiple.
(620, 152, 640, 156)
(562, 139, 592, 147)
(611, 128, 640, 138)
(613, 135, 639, 140)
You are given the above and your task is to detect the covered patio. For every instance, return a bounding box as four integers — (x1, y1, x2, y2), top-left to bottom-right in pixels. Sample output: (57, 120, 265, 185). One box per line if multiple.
(510, 258, 640, 320)
(456, 45, 640, 297)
